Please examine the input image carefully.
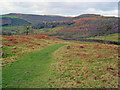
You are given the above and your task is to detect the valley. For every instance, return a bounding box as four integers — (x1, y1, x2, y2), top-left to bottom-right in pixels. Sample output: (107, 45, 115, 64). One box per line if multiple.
(1, 13, 119, 88)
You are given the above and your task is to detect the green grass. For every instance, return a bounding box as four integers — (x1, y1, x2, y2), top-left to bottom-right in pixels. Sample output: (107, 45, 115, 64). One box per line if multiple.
(2, 46, 17, 58)
(2, 44, 67, 88)
(88, 33, 119, 42)
(1, 15, 20, 19)
(70, 40, 100, 44)
(2, 26, 24, 29)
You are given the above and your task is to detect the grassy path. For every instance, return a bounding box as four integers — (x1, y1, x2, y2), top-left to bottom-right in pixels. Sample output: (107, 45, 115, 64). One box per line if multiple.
(2, 44, 66, 88)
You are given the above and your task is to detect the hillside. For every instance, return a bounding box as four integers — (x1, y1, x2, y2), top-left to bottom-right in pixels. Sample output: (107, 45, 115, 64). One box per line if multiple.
(2, 14, 119, 42)
(1, 15, 31, 27)
(39, 14, 118, 38)
(1, 13, 71, 26)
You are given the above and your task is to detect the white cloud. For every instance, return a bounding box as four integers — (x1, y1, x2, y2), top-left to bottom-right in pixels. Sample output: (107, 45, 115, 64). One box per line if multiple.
(85, 8, 118, 17)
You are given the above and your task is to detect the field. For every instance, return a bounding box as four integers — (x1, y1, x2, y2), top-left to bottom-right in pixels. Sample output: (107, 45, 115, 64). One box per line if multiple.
(2, 26, 24, 29)
(2, 34, 118, 88)
(88, 33, 119, 42)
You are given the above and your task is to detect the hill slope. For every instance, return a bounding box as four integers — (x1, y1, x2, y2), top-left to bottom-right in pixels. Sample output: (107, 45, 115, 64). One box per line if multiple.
(1, 15, 31, 26)
(2, 14, 118, 40)
(40, 14, 118, 39)
(1, 13, 71, 25)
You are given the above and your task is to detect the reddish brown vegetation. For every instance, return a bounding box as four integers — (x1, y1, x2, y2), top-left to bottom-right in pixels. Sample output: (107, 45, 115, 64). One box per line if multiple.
(33, 35, 50, 39)
(102, 80, 107, 82)
(93, 45, 102, 49)
(69, 59, 72, 61)
(3, 43, 11, 46)
(27, 45, 34, 47)
(97, 55, 103, 58)
(72, 53, 93, 58)
(76, 81, 81, 84)
(74, 18, 99, 25)
(70, 76, 74, 79)
(118, 71, 120, 77)
(111, 71, 118, 76)
(87, 59, 91, 62)
(13, 47, 17, 50)
(3, 35, 50, 46)
(64, 55, 72, 58)
(106, 67, 114, 70)
(79, 46, 84, 48)
(94, 76, 98, 80)
(76, 65, 81, 67)
(12, 51, 17, 53)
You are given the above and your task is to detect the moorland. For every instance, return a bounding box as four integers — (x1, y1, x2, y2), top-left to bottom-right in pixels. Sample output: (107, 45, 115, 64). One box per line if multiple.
(1, 13, 119, 88)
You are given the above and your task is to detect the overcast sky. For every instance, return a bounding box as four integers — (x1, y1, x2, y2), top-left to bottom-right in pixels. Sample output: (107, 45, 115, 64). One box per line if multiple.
(0, 0, 119, 17)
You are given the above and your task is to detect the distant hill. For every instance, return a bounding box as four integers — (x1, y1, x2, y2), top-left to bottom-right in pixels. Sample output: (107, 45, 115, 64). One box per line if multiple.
(39, 14, 118, 38)
(1, 15, 31, 27)
(2, 13, 118, 39)
(1, 13, 71, 26)
(73, 14, 104, 19)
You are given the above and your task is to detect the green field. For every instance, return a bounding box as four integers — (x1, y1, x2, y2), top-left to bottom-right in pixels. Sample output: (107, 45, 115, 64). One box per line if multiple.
(2, 26, 24, 29)
(1, 15, 20, 19)
(88, 33, 119, 42)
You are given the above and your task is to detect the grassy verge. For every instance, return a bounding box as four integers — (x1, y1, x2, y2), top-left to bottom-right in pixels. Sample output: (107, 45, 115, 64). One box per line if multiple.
(2, 44, 67, 88)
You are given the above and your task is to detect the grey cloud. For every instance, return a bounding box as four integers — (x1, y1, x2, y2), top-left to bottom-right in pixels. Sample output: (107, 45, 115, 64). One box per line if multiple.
(0, 2, 118, 17)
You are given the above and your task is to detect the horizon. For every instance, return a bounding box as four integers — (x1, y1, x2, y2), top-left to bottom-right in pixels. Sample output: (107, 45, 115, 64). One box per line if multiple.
(1, 12, 117, 17)
(0, 2, 118, 17)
